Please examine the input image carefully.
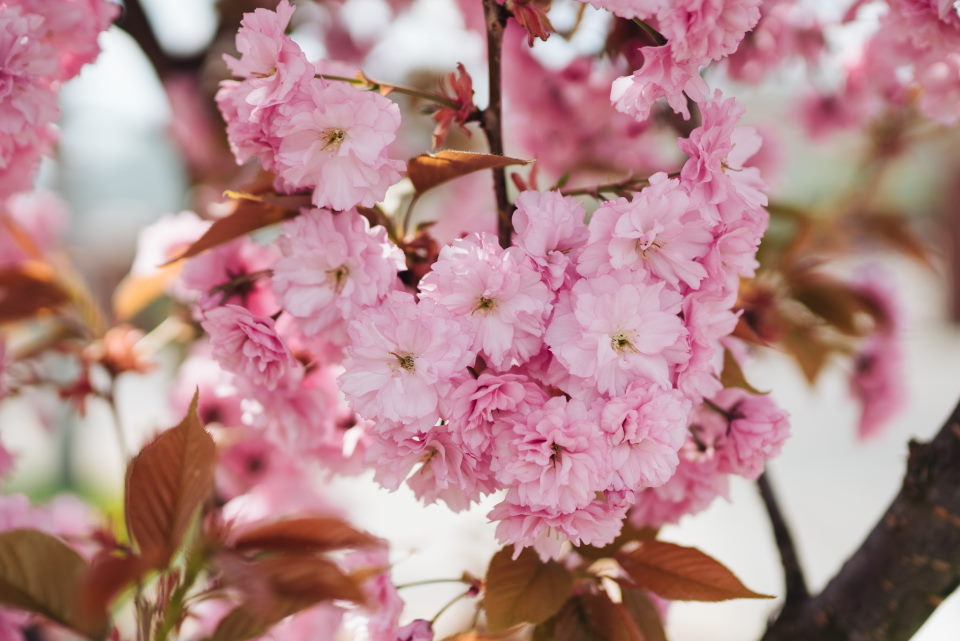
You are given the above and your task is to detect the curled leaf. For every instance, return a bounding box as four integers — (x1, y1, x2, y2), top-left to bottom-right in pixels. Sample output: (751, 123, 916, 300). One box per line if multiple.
(407, 151, 531, 194)
(0, 262, 68, 324)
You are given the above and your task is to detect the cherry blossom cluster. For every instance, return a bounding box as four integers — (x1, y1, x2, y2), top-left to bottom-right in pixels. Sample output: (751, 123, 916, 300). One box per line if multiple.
(0, 0, 117, 198)
(803, 0, 960, 134)
(147, 0, 799, 562)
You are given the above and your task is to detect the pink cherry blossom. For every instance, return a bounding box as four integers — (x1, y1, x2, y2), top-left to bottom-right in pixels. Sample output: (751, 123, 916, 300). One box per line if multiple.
(490, 489, 632, 561)
(131, 211, 210, 277)
(656, 0, 762, 64)
(545, 271, 687, 395)
(201, 304, 300, 391)
(170, 341, 244, 428)
(708, 389, 790, 480)
(601, 384, 691, 491)
(181, 236, 279, 317)
(223, 0, 312, 113)
(579, 0, 662, 20)
(630, 455, 729, 527)
(443, 371, 549, 458)
(491, 397, 609, 513)
(577, 173, 713, 289)
(272, 208, 405, 337)
(400, 427, 496, 511)
(339, 292, 474, 432)
(395, 620, 433, 641)
(511, 190, 588, 291)
(19, 0, 119, 81)
(419, 233, 552, 370)
(274, 79, 404, 210)
(610, 45, 708, 122)
(679, 92, 768, 217)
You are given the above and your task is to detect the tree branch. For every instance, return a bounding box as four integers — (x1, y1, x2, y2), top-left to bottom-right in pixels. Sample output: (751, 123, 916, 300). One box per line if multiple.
(757, 472, 809, 609)
(479, 0, 512, 248)
(762, 400, 960, 641)
(117, 0, 208, 78)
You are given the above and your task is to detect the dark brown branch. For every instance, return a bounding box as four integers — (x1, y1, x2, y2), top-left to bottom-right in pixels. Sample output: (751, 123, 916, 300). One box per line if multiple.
(117, 0, 208, 78)
(757, 472, 809, 610)
(763, 400, 960, 641)
(479, 0, 512, 248)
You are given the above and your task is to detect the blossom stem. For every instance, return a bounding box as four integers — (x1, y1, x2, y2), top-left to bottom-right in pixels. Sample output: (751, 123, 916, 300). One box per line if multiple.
(479, 0, 513, 248)
(430, 588, 472, 625)
(396, 577, 469, 590)
(317, 74, 459, 110)
(757, 471, 809, 608)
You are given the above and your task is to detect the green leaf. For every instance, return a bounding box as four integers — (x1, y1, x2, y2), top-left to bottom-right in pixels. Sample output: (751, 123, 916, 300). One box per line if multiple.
(615, 541, 773, 602)
(0, 529, 105, 639)
(125, 392, 216, 568)
(483, 547, 573, 631)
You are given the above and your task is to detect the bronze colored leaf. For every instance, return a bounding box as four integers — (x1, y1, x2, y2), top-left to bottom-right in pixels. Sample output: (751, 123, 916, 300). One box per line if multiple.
(125, 392, 216, 568)
(112, 263, 183, 321)
(719, 348, 766, 395)
(165, 193, 308, 264)
(231, 517, 378, 554)
(79, 551, 149, 625)
(208, 606, 268, 641)
(576, 523, 658, 561)
(407, 150, 531, 194)
(0, 262, 68, 324)
(780, 323, 831, 384)
(615, 541, 773, 602)
(619, 584, 668, 641)
(553, 593, 641, 641)
(215, 554, 368, 638)
(789, 276, 866, 336)
(483, 547, 573, 632)
(0, 529, 105, 639)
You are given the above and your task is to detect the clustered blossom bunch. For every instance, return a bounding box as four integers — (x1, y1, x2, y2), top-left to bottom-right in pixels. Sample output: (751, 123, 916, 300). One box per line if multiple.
(803, 0, 960, 132)
(0, 0, 117, 197)
(1, 0, 953, 639)
(146, 0, 795, 563)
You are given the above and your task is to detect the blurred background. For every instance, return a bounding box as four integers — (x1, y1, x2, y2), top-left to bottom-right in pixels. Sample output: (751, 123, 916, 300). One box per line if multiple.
(2, 0, 960, 639)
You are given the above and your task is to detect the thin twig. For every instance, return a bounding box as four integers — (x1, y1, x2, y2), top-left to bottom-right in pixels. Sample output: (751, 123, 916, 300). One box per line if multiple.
(317, 74, 460, 109)
(757, 472, 809, 607)
(479, 0, 512, 247)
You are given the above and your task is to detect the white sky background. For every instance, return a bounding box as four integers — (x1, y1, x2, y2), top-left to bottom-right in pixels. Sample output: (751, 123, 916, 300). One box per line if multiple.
(8, 0, 960, 639)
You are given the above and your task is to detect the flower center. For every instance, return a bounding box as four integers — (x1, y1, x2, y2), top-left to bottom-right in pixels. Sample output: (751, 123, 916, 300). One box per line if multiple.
(610, 330, 636, 353)
(473, 296, 497, 314)
(320, 127, 346, 152)
(635, 237, 664, 259)
(549, 442, 563, 465)
(326, 264, 349, 293)
(390, 351, 416, 372)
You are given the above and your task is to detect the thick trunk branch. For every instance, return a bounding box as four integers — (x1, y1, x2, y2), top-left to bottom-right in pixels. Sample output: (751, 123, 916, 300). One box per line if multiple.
(479, 0, 512, 248)
(763, 401, 960, 641)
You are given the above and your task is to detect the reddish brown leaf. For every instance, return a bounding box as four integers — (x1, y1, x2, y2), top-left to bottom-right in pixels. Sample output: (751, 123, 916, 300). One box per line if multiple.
(112, 263, 182, 321)
(720, 347, 766, 395)
(79, 551, 148, 625)
(217, 554, 368, 630)
(483, 546, 573, 632)
(208, 606, 268, 641)
(553, 593, 641, 641)
(615, 540, 773, 602)
(0, 529, 106, 639)
(788, 275, 868, 336)
(0, 262, 68, 324)
(407, 150, 531, 194)
(231, 517, 378, 554)
(125, 392, 216, 568)
(576, 523, 658, 561)
(619, 584, 668, 641)
(165, 193, 308, 264)
(780, 322, 832, 384)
